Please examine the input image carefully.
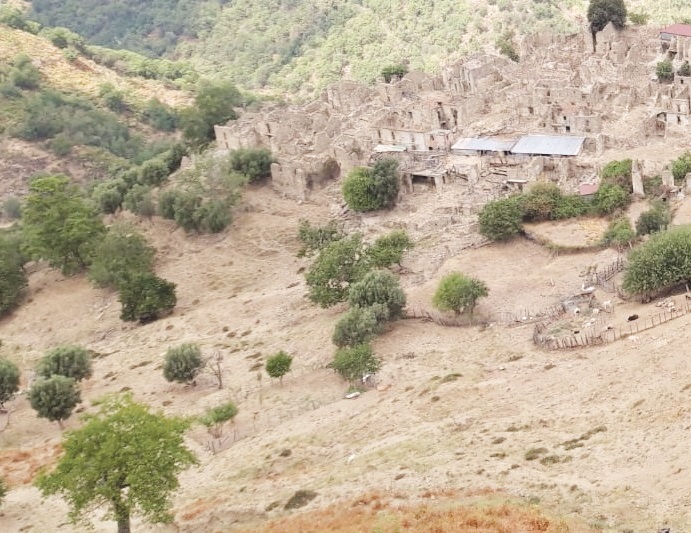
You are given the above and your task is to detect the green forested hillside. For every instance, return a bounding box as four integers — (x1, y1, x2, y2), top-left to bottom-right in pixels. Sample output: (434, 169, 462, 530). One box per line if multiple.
(22, 0, 691, 94)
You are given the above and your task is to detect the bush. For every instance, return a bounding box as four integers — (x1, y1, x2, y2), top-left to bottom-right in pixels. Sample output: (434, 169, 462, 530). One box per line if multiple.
(91, 182, 123, 214)
(158, 190, 179, 219)
(123, 184, 155, 217)
(200, 402, 238, 438)
(342, 159, 400, 212)
(636, 202, 671, 236)
(305, 234, 370, 307)
(332, 307, 379, 348)
(628, 12, 650, 25)
(29, 375, 81, 426)
(138, 158, 170, 186)
(297, 219, 343, 258)
(143, 98, 178, 132)
(163, 343, 204, 384)
(119, 273, 177, 322)
(381, 64, 408, 83)
(593, 183, 629, 215)
(0, 358, 20, 407)
(552, 194, 589, 219)
(265, 351, 293, 383)
(496, 32, 519, 62)
(348, 270, 406, 320)
(679, 61, 691, 77)
(478, 196, 523, 241)
(0, 476, 6, 506)
(433, 272, 488, 317)
(522, 183, 562, 222)
(10, 54, 41, 90)
(332, 343, 381, 383)
(2, 197, 22, 219)
(229, 148, 274, 183)
(622, 225, 691, 295)
(366, 230, 413, 268)
(99, 83, 127, 113)
(36, 346, 92, 382)
(89, 223, 156, 289)
(181, 80, 242, 147)
(657, 60, 674, 82)
(671, 152, 691, 183)
(601, 217, 635, 250)
(601, 159, 632, 191)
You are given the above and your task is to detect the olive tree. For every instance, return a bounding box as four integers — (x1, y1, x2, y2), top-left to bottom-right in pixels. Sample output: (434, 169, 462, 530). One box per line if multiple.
(119, 273, 177, 323)
(348, 270, 406, 320)
(478, 196, 523, 241)
(36, 346, 92, 382)
(433, 272, 489, 318)
(29, 375, 81, 428)
(35, 394, 197, 533)
(0, 358, 20, 408)
(163, 343, 204, 385)
(332, 306, 379, 348)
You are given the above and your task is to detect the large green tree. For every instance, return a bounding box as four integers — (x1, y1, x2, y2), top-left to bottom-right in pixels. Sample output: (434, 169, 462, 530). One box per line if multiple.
(622, 225, 691, 295)
(587, 0, 627, 35)
(22, 175, 105, 275)
(180, 80, 243, 148)
(35, 394, 197, 533)
(342, 159, 400, 212)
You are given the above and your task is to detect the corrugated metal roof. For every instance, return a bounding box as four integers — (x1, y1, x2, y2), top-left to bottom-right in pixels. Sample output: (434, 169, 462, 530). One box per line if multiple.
(451, 137, 516, 152)
(373, 144, 407, 153)
(510, 135, 585, 156)
(660, 24, 691, 38)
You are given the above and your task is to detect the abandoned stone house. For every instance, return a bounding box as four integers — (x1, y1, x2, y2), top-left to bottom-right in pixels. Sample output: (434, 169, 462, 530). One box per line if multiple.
(215, 23, 689, 202)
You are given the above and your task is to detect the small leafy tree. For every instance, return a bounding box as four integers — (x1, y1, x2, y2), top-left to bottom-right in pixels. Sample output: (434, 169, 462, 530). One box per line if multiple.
(679, 61, 691, 77)
(657, 60, 674, 82)
(623, 225, 691, 295)
(89, 223, 155, 289)
(522, 183, 562, 222)
(381, 64, 407, 83)
(628, 11, 650, 25)
(138, 158, 169, 186)
(265, 351, 293, 384)
(0, 234, 28, 316)
(92, 182, 123, 214)
(594, 183, 629, 214)
(2, 196, 22, 219)
(229, 148, 274, 183)
(367, 230, 413, 268)
(601, 217, 636, 250)
(671, 152, 691, 183)
(0, 358, 20, 408)
(348, 270, 406, 320)
(332, 343, 381, 383)
(22, 175, 106, 275)
(35, 394, 197, 533)
(36, 346, 92, 382)
(433, 272, 489, 318)
(200, 401, 238, 438)
(29, 375, 81, 428)
(305, 234, 370, 307)
(587, 0, 627, 35)
(332, 307, 379, 348)
(636, 202, 671, 236)
(180, 80, 242, 148)
(297, 219, 343, 258)
(119, 273, 177, 323)
(342, 159, 400, 212)
(163, 343, 204, 385)
(123, 184, 155, 217)
(478, 196, 523, 241)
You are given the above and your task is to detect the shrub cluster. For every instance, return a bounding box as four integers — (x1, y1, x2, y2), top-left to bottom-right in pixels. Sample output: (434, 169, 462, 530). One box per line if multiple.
(342, 159, 400, 212)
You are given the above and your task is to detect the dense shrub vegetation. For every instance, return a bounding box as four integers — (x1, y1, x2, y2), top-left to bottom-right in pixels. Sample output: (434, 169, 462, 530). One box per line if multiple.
(342, 158, 400, 212)
(163, 343, 204, 384)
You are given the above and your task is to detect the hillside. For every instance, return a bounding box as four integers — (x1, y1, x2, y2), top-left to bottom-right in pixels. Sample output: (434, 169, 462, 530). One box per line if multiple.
(19, 0, 691, 94)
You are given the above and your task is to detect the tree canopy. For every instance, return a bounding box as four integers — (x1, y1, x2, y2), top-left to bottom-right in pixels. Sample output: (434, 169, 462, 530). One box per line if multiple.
(348, 269, 406, 320)
(265, 351, 293, 383)
(36, 346, 93, 382)
(433, 272, 488, 317)
(22, 175, 105, 275)
(0, 233, 27, 316)
(342, 158, 400, 212)
(29, 375, 81, 427)
(35, 394, 197, 533)
(0, 358, 20, 408)
(118, 273, 177, 322)
(478, 197, 524, 241)
(587, 0, 627, 34)
(332, 343, 381, 383)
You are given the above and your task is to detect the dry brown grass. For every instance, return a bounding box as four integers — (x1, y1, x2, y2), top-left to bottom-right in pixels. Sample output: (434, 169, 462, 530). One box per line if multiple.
(241, 490, 598, 533)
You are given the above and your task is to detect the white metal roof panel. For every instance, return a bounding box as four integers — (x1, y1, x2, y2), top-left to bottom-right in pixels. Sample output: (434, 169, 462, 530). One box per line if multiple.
(451, 137, 517, 152)
(510, 135, 585, 156)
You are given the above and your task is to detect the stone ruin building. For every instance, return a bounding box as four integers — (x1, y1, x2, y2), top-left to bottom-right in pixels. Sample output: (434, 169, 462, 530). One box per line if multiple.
(215, 23, 691, 204)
